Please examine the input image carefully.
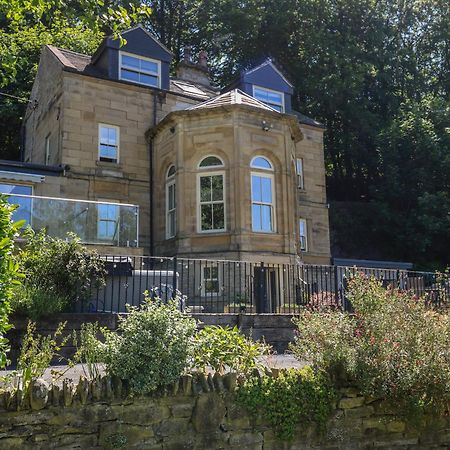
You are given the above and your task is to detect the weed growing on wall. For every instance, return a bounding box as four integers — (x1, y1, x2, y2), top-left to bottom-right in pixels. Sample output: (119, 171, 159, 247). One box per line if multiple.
(237, 367, 335, 440)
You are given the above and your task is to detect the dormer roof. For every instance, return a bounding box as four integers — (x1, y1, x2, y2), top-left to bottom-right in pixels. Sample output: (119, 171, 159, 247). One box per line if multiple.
(243, 58, 293, 88)
(188, 89, 279, 112)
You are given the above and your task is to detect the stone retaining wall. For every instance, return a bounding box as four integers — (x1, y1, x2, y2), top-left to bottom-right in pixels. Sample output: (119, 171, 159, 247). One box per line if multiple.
(8, 313, 296, 364)
(0, 371, 449, 449)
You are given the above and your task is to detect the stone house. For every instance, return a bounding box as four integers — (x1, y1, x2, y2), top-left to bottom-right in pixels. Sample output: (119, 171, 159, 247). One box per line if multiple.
(8, 25, 330, 266)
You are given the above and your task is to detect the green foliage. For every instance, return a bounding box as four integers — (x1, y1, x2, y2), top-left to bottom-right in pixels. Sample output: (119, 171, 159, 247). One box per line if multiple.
(73, 322, 103, 380)
(237, 367, 335, 440)
(193, 325, 269, 374)
(100, 296, 197, 395)
(0, 195, 23, 368)
(16, 320, 68, 393)
(14, 228, 106, 316)
(290, 275, 450, 419)
(10, 285, 69, 320)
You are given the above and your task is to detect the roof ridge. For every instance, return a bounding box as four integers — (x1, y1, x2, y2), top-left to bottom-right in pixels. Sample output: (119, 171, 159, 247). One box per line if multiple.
(51, 45, 91, 59)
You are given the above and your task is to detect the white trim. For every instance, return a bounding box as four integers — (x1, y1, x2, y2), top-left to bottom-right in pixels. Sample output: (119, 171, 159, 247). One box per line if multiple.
(299, 218, 308, 252)
(98, 123, 120, 163)
(0, 171, 44, 183)
(45, 133, 51, 165)
(296, 158, 304, 189)
(198, 155, 225, 169)
(250, 155, 274, 171)
(165, 177, 176, 239)
(119, 51, 161, 88)
(197, 171, 226, 233)
(245, 60, 293, 88)
(251, 171, 276, 233)
(252, 85, 285, 113)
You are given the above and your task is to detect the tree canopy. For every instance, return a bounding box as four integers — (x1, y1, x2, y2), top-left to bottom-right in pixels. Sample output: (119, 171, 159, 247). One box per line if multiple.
(0, 0, 448, 269)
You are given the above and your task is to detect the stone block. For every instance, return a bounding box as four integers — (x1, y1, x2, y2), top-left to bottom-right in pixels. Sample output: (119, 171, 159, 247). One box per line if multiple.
(111, 402, 170, 425)
(155, 417, 190, 437)
(344, 405, 374, 419)
(338, 397, 365, 409)
(170, 403, 193, 418)
(100, 422, 155, 448)
(228, 431, 263, 446)
(386, 420, 406, 433)
(192, 393, 226, 433)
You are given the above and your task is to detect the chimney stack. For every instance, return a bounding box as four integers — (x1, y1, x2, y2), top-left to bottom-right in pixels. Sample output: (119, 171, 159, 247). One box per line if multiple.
(175, 48, 211, 87)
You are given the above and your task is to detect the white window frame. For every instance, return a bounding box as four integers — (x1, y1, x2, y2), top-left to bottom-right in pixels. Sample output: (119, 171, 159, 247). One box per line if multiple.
(201, 264, 221, 297)
(165, 166, 176, 239)
(98, 124, 120, 163)
(296, 158, 304, 190)
(252, 85, 285, 112)
(299, 218, 308, 252)
(251, 171, 276, 233)
(198, 155, 225, 169)
(45, 133, 51, 165)
(119, 51, 161, 88)
(197, 171, 226, 233)
(97, 202, 120, 243)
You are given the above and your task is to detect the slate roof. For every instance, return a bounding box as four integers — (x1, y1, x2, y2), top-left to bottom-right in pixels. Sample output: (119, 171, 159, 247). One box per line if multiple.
(292, 110, 324, 129)
(47, 46, 217, 100)
(188, 89, 280, 112)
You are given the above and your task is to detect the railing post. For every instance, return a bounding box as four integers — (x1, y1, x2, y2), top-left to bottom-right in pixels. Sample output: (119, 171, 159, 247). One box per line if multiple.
(172, 257, 178, 299)
(256, 262, 267, 313)
(334, 265, 339, 308)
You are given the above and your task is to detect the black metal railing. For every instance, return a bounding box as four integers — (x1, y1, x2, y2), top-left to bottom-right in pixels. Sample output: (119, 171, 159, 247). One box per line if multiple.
(81, 255, 450, 314)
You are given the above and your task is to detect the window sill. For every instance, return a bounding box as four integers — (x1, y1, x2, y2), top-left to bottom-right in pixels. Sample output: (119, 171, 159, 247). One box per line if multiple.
(197, 230, 227, 235)
(96, 160, 122, 169)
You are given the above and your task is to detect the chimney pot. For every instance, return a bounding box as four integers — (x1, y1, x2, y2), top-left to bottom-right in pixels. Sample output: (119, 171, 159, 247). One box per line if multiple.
(198, 50, 208, 68)
(183, 46, 192, 63)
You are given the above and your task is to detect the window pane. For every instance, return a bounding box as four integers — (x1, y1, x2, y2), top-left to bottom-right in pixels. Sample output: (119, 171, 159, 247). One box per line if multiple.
(252, 175, 262, 202)
(252, 204, 261, 231)
(261, 205, 272, 231)
(199, 156, 223, 167)
(269, 104, 282, 112)
(107, 128, 117, 145)
(267, 91, 282, 104)
(0, 184, 32, 195)
(251, 157, 272, 170)
(140, 73, 159, 86)
(254, 88, 268, 102)
(121, 69, 139, 82)
(201, 204, 212, 230)
(211, 175, 223, 201)
(98, 221, 108, 238)
(205, 280, 219, 293)
(122, 55, 140, 69)
(99, 144, 117, 159)
(200, 176, 211, 202)
(100, 126, 109, 143)
(141, 59, 158, 73)
(212, 203, 224, 229)
(169, 211, 176, 236)
(210, 266, 218, 278)
(261, 177, 272, 203)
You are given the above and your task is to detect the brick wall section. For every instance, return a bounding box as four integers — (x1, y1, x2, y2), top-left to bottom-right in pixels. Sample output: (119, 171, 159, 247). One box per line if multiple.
(0, 373, 448, 449)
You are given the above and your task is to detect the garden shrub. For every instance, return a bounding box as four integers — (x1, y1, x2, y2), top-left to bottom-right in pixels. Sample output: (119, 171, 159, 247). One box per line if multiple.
(100, 295, 197, 394)
(193, 325, 270, 374)
(13, 228, 106, 317)
(0, 195, 23, 367)
(237, 367, 335, 440)
(290, 274, 450, 418)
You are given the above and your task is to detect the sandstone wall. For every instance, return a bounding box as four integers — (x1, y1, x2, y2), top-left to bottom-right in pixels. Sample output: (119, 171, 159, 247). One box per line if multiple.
(0, 372, 448, 449)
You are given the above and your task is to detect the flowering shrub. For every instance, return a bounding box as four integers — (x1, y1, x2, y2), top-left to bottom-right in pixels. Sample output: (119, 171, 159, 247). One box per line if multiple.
(290, 274, 450, 417)
(101, 295, 197, 394)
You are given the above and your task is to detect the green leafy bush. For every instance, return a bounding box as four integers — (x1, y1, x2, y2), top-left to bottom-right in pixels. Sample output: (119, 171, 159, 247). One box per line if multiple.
(13, 228, 106, 317)
(101, 296, 197, 394)
(73, 322, 103, 380)
(10, 285, 69, 321)
(290, 274, 450, 418)
(0, 195, 23, 367)
(237, 367, 335, 440)
(193, 325, 269, 374)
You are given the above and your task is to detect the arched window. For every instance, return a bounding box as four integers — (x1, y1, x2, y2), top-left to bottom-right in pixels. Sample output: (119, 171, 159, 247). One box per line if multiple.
(199, 155, 224, 168)
(251, 156, 275, 232)
(198, 155, 225, 232)
(166, 165, 176, 238)
(250, 156, 273, 170)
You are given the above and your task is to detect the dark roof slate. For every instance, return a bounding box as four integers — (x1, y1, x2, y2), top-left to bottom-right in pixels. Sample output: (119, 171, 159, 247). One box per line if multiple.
(292, 110, 324, 129)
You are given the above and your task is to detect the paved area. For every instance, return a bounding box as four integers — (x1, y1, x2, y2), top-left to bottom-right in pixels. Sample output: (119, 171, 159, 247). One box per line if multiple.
(0, 354, 306, 386)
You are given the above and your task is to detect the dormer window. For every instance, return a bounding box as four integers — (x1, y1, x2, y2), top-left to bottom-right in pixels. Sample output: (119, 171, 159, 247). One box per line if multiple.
(252, 86, 284, 112)
(119, 52, 161, 88)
